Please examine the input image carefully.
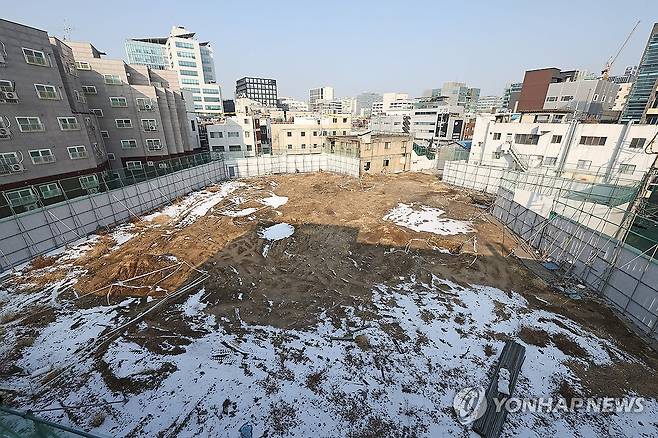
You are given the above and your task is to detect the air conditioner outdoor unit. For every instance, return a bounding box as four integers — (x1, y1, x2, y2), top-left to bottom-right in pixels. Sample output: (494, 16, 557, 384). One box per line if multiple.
(3, 91, 18, 101)
(147, 161, 154, 166)
(9, 163, 23, 172)
(87, 187, 99, 194)
(158, 163, 167, 169)
(0, 127, 10, 139)
(143, 104, 153, 110)
(25, 203, 38, 211)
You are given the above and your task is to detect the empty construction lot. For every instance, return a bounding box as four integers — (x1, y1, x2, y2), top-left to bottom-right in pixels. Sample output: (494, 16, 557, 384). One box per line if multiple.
(1, 171, 658, 437)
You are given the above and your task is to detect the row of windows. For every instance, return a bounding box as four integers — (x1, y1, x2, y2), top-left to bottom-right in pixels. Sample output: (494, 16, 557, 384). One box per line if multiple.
(119, 138, 162, 150)
(209, 131, 241, 138)
(6, 115, 158, 132)
(211, 145, 254, 152)
(5, 175, 100, 207)
(492, 131, 647, 149)
(0, 146, 89, 166)
(490, 152, 637, 175)
(286, 144, 321, 150)
(285, 130, 348, 137)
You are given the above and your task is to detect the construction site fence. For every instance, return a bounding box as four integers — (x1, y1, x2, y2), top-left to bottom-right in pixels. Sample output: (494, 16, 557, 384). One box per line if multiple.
(493, 185, 658, 341)
(0, 152, 360, 272)
(443, 161, 644, 206)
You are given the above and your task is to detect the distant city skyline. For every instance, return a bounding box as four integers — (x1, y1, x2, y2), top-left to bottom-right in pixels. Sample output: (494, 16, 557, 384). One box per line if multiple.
(3, 0, 656, 100)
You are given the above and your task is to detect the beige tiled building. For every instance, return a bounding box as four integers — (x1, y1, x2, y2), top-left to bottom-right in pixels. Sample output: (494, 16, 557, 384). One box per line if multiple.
(327, 132, 412, 174)
(271, 115, 351, 155)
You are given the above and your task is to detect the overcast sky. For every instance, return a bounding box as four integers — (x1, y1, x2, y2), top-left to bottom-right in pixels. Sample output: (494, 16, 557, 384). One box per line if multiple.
(4, 0, 657, 101)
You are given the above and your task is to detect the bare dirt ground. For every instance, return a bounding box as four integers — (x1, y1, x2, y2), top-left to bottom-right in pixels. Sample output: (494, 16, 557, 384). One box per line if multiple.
(2, 172, 658, 437)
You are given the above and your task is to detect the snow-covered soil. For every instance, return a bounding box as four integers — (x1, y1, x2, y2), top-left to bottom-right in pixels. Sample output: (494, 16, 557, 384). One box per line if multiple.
(2, 271, 656, 437)
(383, 203, 473, 236)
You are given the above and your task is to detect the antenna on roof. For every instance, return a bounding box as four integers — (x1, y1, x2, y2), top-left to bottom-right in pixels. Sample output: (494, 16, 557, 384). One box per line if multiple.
(62, 20, 75, 41)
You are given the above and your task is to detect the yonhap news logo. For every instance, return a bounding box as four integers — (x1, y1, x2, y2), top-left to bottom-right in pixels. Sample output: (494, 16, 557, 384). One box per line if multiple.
(453, 386, 647, 425)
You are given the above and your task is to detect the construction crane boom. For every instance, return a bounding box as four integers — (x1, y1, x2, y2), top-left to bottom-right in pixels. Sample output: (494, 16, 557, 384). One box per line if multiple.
(602, 20, 640, 81)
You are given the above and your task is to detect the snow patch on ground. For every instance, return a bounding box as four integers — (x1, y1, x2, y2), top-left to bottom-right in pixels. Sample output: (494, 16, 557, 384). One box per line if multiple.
(383, 203, 473, 235)
(110, 224, 138, 250)
(259, 194, 288, 209)
(259, 223, 295, 241)
(143, 181, 244, 226)
(221, 207, 258, 217)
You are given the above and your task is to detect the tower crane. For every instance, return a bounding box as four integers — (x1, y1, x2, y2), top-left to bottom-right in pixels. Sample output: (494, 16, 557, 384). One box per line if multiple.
(601, 20, 640, 81)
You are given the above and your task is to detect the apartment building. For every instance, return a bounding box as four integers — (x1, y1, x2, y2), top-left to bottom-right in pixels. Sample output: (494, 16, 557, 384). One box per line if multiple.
(355, 92, 382, 116)
(235, 77, 278, 107)
(475, 95, 503, 114)
(0, 19, 108, 204)
(370, 113, 411, 134)
(126, 26, 223, 115)
(469, 116, 658, 178)
(314, 97, 356, 115)
(67, 41, 196, 169)
(271, 115, 351, 155)
(207, 114, 262, 157)
(277, 97, 308, 112)
(326, 132, 412, 174)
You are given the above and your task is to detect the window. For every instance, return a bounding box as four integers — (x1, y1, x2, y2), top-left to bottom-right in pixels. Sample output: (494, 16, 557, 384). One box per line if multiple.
(384, 142, 391, 149)
(300, 131, 306, 137)
(227, 131, 239, 138)
(57, 117, 80, 131)
(0, 80, 14, 92)
(90, 109, 104, 117)
(560, 95, 574, 101)
(301, 144, 306, 149)
(593, 94, 599, 102)
(287, 132, 292, 137)
(333, 118, 337, 123)
(16, 117, 44, 132)
(383, 159, 390, 167)
(73, 90, 85, 103)
(313, 131, 318, 137)
(177, 51, 196, 59)
(179, 70, 198, 76)
(579, 136, 607, 146)
(181, 78, 199, 85)
(619, 164, 636, 175)
(211, 145, 225, 152)
(104, 74, 122, 85)
(39, 183, 62, 199)
(545, 96, 558, 102)
(109, 97, 128, 107)
(34, 84, 59, 100)
(116, 119, 132, 128)
(175, 41, 195, 49)
(0, 152, 19, 165)
(29, 149, 55, 164)
(101, 130, 109, 138)
(577, 160, 592, 170)
(543, 157, 557, 166)
(141, 119, 157, 131)
(75, 61, 91, 70)
(287, 144, 293, 150)
(178, 60, 197, 67)
(82, 85, 97, 95)
(229, 145, 241, 151)
(364, 162, 371, 171)
(551, 135, 563, 144)
(5, 188, 37, 207)
(22, 48, 48, 66)
(514, 134, 540, 145)
(313, 144, 318, 148)
(121, 139, 138, 149)
(136, 98, 153, 110)
(343, 118, 347, 123)
(493, 133, 501, 140)
(67, 145, 88, 159)
(145, 139, 162, 150)
(209, 131, 223, 138)
(79, 175, 99, 189)
(107, 153, 116, 160)
(126, 161, 143, 170)
(629, 138, 646, 149)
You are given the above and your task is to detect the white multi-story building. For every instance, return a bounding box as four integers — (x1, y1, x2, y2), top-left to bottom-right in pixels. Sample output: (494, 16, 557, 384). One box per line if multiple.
(314, 97, 356, 114)
(411, 98, 466, 146)
(277, 97, 309, 112)
(206, 114, 263, 157)
(125, 26, 223, 115)
(309, 86, 334, 111)
(355, 92, 383, 116)
(371, 93, 414, 116)
(469, 116, 658, 179)
(475, 95, 503, 114)
(612, 83, 634, 112)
